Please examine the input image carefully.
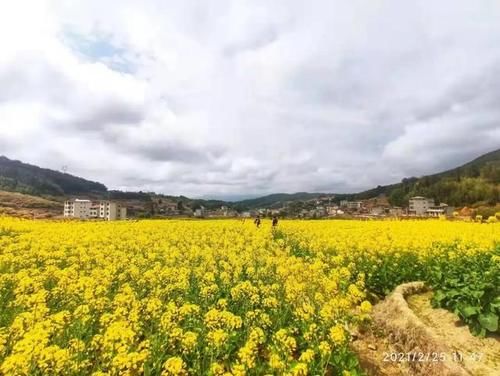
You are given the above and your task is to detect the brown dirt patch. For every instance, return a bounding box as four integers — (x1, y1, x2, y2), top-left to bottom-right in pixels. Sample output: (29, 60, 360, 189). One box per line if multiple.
(354, 282, 500, 376)
(407, 292, 500, 376)
(351, 327, 412, 375)
(0, 190, 63, 218)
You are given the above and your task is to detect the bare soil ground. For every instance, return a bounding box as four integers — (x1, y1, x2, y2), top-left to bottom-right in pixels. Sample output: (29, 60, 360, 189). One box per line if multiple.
(0, 190, 63, 218)
(351, 327, 412, 375)
(352, 282, 500, 376)
(408, 292, 500, 376)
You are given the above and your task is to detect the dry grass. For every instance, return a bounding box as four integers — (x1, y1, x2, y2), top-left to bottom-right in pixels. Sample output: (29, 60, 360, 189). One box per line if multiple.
(371, 282, 470, 376)
(408, 292, 500, 376)
(350, 327, 412, 376)
(0, 190, 62, 218)
(365, 282, 500, 375)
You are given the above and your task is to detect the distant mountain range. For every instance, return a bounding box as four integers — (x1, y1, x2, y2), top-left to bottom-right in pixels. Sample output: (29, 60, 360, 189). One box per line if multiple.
(0, 149, 498, 214)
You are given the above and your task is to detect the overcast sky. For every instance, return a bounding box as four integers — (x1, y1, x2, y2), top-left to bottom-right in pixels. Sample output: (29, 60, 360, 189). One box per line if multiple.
(1, 1, 499, 200)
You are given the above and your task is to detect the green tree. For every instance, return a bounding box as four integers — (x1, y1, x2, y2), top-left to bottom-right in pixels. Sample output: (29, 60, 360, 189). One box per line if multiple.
(389, 187, 406, 207)
(177, 201, 185, 212)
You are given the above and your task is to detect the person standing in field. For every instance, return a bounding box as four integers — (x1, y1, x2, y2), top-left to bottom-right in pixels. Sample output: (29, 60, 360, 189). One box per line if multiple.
(272, 216, 279, 227)
(254, 216, 261, 228)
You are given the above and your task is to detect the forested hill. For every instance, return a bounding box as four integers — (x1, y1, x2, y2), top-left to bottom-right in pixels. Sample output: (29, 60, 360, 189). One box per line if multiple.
(0, 156, 107, 196)
(232, 149, 500, 209)
(379, 148, 500, 207)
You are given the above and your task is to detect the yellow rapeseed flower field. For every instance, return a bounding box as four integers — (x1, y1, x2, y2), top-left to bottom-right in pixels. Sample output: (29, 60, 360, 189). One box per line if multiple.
(0, 217, 498, 375)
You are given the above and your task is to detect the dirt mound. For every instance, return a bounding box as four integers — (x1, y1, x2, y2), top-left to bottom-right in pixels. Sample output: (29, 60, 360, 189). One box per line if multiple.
(352, 282, 500, 375)
(407, 292, 500, 375)
(351, 327, 412, 375)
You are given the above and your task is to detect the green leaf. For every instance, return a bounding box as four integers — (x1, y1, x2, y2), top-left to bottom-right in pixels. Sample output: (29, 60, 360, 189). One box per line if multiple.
(478, 313, 499, 332)
(490, 297, 500, 309)
(459, 305, 478, 318)
(434, 270, 442, 281)
(432, 290, 446, 305)
(470, 290, 484, 299)
(347, 355, 359, 368)
(470, 321, 485, 337)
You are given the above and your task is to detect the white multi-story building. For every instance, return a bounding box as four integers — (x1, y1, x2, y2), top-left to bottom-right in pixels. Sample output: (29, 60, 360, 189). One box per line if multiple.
(64, 199, 92, 219)
(348, 201, 363, 210)
(64, 199, 127, 220)
(408, 196, 435, 216)
(340, 200, 363, 210)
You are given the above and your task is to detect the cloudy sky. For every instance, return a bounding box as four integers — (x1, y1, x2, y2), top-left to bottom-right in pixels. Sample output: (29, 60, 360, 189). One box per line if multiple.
(1, 1, 499, 199)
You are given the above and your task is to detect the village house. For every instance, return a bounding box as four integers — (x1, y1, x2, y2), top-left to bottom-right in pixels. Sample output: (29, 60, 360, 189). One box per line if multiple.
(299, 209, 309, 218)
(343, 201, 363, 210)
(408, 196, 435, 216)
(426, 203, 454, 217)
(326, 205, 339, 216)
(64, 199, 127, 220)
(194, 206, 206, 217)
(315, 206, 327, 217)
(389, 206, 404, 216)
(370, 206, 387, 216)
(152, 198, 178, 214)
(218, 206, 238, 217)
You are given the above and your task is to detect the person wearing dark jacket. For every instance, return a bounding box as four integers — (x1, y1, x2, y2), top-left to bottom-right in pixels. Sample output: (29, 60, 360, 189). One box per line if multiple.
(254, 216, 261, 228)
(272, 216, 279, 227)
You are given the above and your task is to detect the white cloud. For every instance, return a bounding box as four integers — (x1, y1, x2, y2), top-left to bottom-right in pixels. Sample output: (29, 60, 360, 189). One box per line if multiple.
(0, 0, 499, 198)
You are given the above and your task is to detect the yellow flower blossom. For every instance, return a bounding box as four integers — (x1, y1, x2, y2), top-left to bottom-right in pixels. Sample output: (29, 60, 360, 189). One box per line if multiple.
(329, 324, 346, 345)
(299, 349, 315, 364)
(162, 356, 187, 376)
(360, 300, 372, 314)
(207, 329, 228, 349)
(0, 217, 497, 374)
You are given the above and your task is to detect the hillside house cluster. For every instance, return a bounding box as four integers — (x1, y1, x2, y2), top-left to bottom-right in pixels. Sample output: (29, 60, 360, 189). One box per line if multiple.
(61, 195, 454, 220)
(194, 206, 238, 218)
(159, 195, 454, 219)
(151, 197, 179, 215)
(64, 199, 127, 220)
(279, 195, 454, 219)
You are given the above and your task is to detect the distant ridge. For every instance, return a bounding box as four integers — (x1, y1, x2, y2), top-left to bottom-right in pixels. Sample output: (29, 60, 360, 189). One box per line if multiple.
(0, 156, 107, 197)
(231, 148, 499, 209)
(233, 192, 333, 210)
(0, 148, 498, 210)
(352, 148, 499, 207)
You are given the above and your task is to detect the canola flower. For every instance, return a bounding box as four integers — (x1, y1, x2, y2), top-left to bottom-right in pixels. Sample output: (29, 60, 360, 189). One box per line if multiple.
(0, 217, 498, 375)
